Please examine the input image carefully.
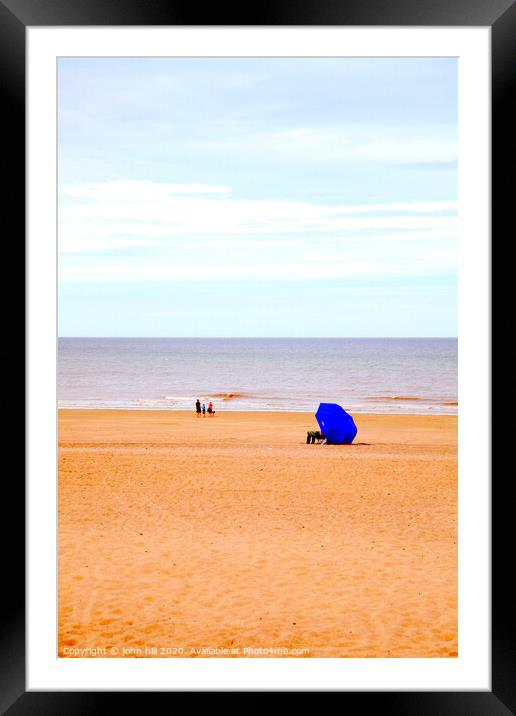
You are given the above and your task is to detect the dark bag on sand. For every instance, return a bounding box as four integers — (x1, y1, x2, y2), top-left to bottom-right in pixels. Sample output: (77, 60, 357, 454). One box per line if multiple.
(306, 430, 324, 444)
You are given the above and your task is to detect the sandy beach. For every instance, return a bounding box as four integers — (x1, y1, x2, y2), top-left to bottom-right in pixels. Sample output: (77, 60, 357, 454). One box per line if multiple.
(58, 409, 457, 658)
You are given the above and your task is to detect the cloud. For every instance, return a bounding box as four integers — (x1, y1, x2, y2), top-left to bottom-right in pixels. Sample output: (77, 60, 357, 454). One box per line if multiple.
(163, 123, 457, 167)
(58, 180, 457, 255)
(58, 179, 457, 285)
(60, 180, 231, 200)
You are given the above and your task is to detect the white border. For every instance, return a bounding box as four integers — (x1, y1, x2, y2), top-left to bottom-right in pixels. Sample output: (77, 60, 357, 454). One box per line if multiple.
(27, 26, 490, 691)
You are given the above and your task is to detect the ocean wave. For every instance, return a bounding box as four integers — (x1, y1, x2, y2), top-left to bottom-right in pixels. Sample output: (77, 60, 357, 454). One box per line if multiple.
(370, 395, 423, 401)
(164, 395, 196, 401)
(58, 400, 458, 415)
(209, 392, 249, 400)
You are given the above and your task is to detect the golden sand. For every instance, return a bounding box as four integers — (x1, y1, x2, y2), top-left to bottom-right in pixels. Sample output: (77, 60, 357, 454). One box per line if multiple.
(58, 410, 457, 658)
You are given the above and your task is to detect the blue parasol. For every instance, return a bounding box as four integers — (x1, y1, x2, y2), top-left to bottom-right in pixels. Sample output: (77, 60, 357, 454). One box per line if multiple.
(315, 403, 357, 445)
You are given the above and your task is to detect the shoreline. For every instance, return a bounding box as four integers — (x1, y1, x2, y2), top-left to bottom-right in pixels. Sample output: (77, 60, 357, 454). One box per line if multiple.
(58, 406, 458, 416)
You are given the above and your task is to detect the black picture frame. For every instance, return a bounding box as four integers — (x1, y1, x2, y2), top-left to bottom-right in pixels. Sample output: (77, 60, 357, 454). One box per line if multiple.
(3, 0, 511, 710)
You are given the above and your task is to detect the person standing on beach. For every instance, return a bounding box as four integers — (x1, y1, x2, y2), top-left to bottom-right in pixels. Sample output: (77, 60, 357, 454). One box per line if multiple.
(202, 402, 206, 416)
(207, 401, 214, 416)
(195, 399, 201, 417)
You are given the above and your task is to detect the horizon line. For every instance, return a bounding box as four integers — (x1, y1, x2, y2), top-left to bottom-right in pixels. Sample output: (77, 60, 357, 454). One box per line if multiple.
(58, 335, 458, 340)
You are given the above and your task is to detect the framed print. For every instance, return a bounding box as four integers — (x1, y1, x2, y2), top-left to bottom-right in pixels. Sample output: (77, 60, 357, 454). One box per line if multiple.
(3, 0, 512, 709)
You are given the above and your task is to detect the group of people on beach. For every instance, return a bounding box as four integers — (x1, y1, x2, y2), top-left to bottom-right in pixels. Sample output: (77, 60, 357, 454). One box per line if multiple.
(195, 399, 215, 417)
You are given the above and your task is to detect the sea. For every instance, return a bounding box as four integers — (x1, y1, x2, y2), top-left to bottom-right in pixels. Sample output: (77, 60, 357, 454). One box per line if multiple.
(57, 337, 457, 415)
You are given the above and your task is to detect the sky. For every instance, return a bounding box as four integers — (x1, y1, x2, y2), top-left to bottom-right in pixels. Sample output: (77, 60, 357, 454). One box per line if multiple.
(58, 58, 457, 337)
